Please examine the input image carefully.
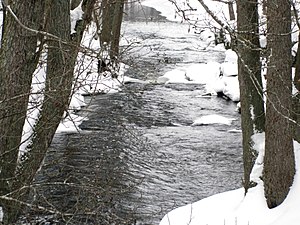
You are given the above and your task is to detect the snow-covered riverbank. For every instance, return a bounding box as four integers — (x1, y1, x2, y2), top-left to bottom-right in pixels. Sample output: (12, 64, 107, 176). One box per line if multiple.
(139, 1, 300, 225)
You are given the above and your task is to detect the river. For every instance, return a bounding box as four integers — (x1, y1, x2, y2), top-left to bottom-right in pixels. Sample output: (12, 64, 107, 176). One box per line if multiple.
(19, 3, 243, 225)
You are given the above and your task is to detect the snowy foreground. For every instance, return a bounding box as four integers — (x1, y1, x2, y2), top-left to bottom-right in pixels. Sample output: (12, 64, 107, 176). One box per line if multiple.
(160, 138, 300, 225)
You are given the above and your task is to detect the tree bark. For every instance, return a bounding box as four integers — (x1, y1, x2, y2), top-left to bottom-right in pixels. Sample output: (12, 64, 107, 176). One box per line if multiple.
(0, 1, 44, 222)
(294, 32, 300, 92)
(237, 0, 265, 194)
(293, 93, 300, 143)
(263, 0, 295, 208)
(99, 0, 124, 61)
(0, 0, 97, 223)
(11, 0, 96, 222)
(228, 1, 235, 21)
(110, 0, 124, 60)
(16, 0, 73, 187)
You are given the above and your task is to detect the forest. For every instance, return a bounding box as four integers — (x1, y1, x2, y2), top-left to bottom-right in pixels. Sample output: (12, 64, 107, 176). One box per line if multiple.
(0, 0, 299, 224)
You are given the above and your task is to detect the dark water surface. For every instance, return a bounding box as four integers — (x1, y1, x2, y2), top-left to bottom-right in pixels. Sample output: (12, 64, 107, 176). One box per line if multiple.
(20, 3, 243, 225)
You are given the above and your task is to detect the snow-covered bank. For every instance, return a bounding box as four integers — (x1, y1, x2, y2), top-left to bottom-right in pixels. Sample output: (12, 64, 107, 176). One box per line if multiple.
(157, 49, 240, 102)
(160, 138, 300, 225)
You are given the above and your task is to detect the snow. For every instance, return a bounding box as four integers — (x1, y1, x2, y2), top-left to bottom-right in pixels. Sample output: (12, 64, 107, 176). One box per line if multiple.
(220, 49, 238, 76)
(157, 62, 221, 85)
(192, 114, 236, 126)
(160, 138, 300, 225)
(70, 1, 84, 34)
(157, 50, 240, 102)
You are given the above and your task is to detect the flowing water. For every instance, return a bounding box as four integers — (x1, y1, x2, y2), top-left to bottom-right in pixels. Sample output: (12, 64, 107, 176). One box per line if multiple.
(20, 4, 243, 225)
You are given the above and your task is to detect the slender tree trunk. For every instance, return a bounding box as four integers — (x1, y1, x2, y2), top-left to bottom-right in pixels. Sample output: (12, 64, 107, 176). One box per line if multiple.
(293, 33, 300, 143)
(100, 0, 113, 47)
(263, 0, 295, 208)
(294, 32, 300, 92)
(291, 1, 300, 143)
(100, 0, 124, 62)
(228, 1, 235, 21)
(293, 93, 300, 143)
(110, 0, 124, 60)
(0, 1, 44, 223)
(236, 0, 265, 193)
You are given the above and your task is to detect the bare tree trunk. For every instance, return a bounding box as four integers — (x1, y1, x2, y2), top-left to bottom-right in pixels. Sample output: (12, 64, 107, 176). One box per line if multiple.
(236, 0, 265, 194)
(291, 1, 300, 143)
(294, 33, 300, 92)
(110, 0, 124, 60)
(99, 0, 124, 62)
(293, 33, 300, 143)
(0, 0, 96, 223)
(0, 1, 44, 223)
(16, 0, 96, 190)
(10, 0, 96, 221)
(100, 0, 113, 47)
(263, 0, 295, 208)
(16, 0, 73, 187)
(228, 1, 235, 21)
(293, 93, 300, 143)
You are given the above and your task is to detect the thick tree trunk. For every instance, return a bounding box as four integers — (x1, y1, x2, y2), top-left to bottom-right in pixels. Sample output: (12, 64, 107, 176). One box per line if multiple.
(16, 0, 73, 187)
(0, 0, 97, 223)
(236, 0, 265, 193)
(11, 0, 96, 222)
(0, 1, 44, 223)
(263, 0, 295, 208)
